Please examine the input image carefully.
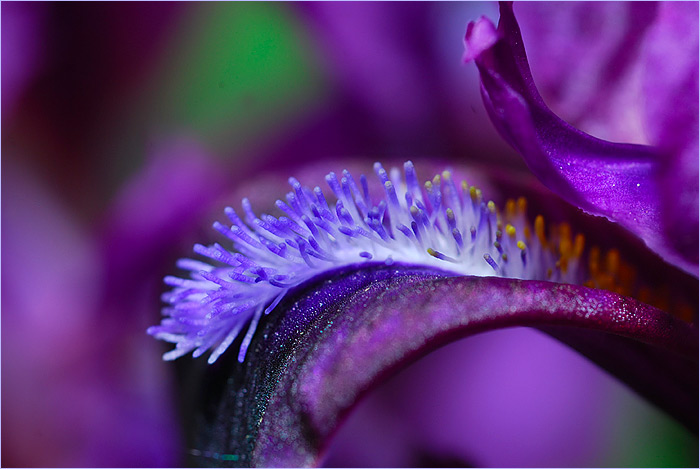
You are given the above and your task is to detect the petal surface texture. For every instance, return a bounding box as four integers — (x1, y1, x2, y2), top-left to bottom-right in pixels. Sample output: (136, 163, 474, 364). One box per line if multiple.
(464, 2, 698, 275)
(188, 265, 697, 467)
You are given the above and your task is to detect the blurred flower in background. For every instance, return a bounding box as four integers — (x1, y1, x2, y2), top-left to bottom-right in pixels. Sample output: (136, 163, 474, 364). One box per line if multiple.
(1, 2, 696, 467)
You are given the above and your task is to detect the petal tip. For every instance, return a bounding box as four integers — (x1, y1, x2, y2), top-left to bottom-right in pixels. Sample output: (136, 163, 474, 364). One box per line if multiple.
(463, 16, 499, 63)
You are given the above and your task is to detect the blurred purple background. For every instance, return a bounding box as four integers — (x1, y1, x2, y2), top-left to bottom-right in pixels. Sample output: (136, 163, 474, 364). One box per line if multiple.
(2, 2, 696, 467)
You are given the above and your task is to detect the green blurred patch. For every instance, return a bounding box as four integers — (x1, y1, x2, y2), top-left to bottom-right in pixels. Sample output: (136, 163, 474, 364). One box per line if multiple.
(601, 388, 698, 467)
(155, 3, 327, 151)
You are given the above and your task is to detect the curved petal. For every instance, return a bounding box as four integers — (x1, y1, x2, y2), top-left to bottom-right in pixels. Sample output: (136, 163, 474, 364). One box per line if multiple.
(182, 264, 697, 467)
(640, 2, 700, 274)
(515, 2, 657, 144)
(463, 2, 698, 276)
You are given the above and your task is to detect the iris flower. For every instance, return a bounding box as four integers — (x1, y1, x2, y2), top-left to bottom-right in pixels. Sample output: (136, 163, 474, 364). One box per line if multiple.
(148, 2, 698, 467)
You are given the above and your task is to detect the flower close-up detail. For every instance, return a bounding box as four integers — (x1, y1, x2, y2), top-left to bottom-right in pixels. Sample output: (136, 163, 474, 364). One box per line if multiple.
(152, 159, 697, 467)
(463, 2, 698, 277)
(149, 161, 591, 364)
(2, 2, 698, 468)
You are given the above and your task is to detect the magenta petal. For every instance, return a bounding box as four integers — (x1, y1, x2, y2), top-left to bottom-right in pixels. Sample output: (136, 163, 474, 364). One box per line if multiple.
(1, 2, 46, 118)
(514, 2, 658, 144)
(641, 2, 700, 270)
(300, 3, 437, 134)
(184, 265, 697, 467)
(463, 16, 499, 62)
(464, 3, 698, 275)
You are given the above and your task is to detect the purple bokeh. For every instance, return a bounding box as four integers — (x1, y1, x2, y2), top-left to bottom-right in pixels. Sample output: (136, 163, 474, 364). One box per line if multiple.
(323, 328, 613, 467)
(2, 2, 696, 467)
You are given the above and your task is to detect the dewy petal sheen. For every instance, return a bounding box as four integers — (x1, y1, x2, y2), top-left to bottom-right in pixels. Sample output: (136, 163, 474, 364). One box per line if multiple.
(188, 265, 697, 467)
(149, 3, 699, 464)
(150, 162, 588, 365)
(463, 2, 699, 276)
(163, 162, 698, 467)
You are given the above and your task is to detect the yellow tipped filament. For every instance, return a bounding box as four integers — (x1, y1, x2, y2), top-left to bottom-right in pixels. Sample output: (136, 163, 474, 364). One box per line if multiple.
(487, 200, 496, 214)
(469, 186, 478, 202)
(431, 179, 691, 323)
(559, 224, 573, 259)
(505, 199, 516, 219)
(517, 197, 527, 214)
(469, 188, 691, 323)
(559, 222, 572, 241)
(573, 238, 690, 323)
(585, 247, 637, 302)
(535, 215, 547, 247)
(605, 249, 620, 276)
(159, 161, 696, 365)
(573, 234, 585, 258)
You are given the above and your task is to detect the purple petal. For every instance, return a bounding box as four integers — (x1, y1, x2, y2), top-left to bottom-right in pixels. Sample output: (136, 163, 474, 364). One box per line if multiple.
(322, 328, 642, 467)
(515, 2, 657, 144)
(463, 3, 698, 275)
(297, 3, 513, 162)
(99, 137, 226, 311)
(2, 161, 181, 466)
(640, 2, 700, 271)
(1, 2, 46, 118)
(641, 3, 699, 150)
(299, 3, 437, 135)
(184, 264, 697, 467)
(462, 15, 499, 63)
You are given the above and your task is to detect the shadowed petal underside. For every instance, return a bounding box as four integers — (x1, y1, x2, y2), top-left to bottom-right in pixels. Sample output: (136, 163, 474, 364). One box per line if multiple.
(185, 264, 697, 467)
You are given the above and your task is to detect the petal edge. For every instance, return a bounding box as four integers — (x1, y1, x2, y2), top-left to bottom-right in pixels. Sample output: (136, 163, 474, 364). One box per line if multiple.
(184, 265, 698, 467)
(464, 2, 698, 275)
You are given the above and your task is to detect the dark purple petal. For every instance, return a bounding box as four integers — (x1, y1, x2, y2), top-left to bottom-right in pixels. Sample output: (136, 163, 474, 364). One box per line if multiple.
(464, 3, 698, 276)
(1, 2, 46, 118)
(299, 3, 438, 137)
(99, 137, 226, 311)
(183, 264, 697, 467)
